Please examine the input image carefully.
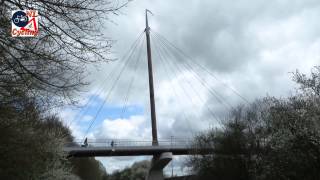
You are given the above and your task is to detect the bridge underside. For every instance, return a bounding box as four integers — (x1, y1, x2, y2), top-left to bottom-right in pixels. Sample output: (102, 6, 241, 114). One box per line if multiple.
(64, 145, 196, 157)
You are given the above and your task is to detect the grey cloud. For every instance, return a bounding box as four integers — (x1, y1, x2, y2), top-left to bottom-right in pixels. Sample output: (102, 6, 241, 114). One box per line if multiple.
(154, 0, 320, 72)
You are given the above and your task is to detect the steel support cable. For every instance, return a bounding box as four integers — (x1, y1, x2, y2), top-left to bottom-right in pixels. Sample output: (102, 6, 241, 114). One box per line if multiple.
(153, 38, 195, 136)
(151, 32, 220, 122)
(152, 34, 238, 117)
(120, 37, 146, 119)
(82, 38, 144, 140)
(152, 33, 219, 123)
(143, 32, 179, 141)
(159, 45, 233, 114)
(149, 42, 174, 138)
(82, 36, 145, 140)
(152, 32, 220, 122)
(150, 37, 180, 138)
(153, 32, 235, 112)
(151, 34, 197, 137)
(155, 43, 196, 137)
(69, 31, 145, 128)
(152, 31, 250, 105)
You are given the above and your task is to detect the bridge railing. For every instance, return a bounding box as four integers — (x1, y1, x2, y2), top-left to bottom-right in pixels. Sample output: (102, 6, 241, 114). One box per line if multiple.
(64, 138, 193, 148)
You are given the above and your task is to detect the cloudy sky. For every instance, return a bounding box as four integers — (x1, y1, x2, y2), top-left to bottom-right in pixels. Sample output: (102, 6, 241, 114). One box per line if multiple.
(59, 0, 320, 175)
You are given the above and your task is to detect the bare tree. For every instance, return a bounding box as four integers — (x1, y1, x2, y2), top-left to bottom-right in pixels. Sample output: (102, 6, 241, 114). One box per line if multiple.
(293, 66, 320, 96)
(0, 0, 129, 106)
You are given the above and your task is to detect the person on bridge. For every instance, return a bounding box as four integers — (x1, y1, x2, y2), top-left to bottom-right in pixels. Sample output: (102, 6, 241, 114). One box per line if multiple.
(111, 140, 115, 152)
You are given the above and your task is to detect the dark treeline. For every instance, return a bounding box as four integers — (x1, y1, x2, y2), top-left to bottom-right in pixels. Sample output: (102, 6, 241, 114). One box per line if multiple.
(0, 95, 78, 179)
(190, 66, 320, 180)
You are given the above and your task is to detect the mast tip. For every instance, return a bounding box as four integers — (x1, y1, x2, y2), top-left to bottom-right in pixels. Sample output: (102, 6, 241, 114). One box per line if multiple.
(146, 9, 153, 15)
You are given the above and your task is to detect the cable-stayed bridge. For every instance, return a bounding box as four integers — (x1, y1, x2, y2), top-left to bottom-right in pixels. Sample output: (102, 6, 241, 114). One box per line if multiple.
(64, 10, 249, 180)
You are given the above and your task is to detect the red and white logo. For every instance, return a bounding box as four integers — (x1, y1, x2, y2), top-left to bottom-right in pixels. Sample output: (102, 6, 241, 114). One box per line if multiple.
(11, 10, 38, 37)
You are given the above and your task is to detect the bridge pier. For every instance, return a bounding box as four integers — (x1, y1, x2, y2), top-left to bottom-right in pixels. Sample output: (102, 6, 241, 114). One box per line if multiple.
(145, 152, 173, 180)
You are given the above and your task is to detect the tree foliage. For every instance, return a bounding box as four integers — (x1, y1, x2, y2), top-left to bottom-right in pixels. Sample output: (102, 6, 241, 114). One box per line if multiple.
(107, 160, 150, 180)
(0, 96, 78, 179)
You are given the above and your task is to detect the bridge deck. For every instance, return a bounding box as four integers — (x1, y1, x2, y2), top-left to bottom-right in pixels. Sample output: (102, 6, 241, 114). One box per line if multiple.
(64, 139, 213, 157)
(64, 145, 195, 157)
